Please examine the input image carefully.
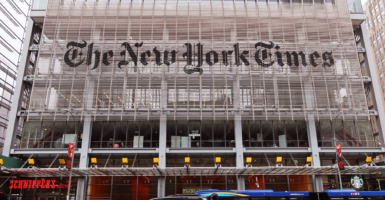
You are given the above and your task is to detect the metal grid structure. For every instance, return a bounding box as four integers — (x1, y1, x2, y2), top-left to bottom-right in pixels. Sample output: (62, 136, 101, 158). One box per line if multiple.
(0, 0, 32, 150)
(7, 165, 384, 177)
(25, 0, 368, 122)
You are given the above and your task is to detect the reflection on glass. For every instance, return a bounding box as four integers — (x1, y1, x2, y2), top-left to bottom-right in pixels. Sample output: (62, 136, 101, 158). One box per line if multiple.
(32, 0, 48, 10)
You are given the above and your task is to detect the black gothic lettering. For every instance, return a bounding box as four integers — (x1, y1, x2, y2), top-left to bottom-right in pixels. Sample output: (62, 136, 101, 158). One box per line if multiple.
(121, 42, 139, 66)
(65, 40, 333, 73)
(184, 66, 203, 74)
(64, 41, 87, 67)
(183, 43, 193, 66)
(196, 43, 204, 68)
(118, 43, 129, 69)
(322, 51, 334, 67)
(141, 50, 151, 66)
(240, 50, 249, 66)
(86, 43, 93, 66)
(153, 47, 162, 66)
(310, 51, 321, 67)
(233, 43, 240, 66)
(102, 50, 113, 66)
(286, 52, 299, 67)
(299, 52, 307, 66)
(255, 41, 274, 67)
(255, 41, 275, 49)
(164, 50, 177, 66)
(206, 51, 219, 66)
(233, 43, 249, 66)
(275, 45, 284, 67)
(118, 60, 129, 69)
(85, 42, 101, 70)
(222, 50, 233, 66)
(72, 49, 78, 60)
(183, 43, 202, 74)
(91, 50, 101, 70)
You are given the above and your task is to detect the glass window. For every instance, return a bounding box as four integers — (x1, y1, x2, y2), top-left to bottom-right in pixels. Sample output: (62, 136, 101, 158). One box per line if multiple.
(91, 121, 159, 149)
(382, 11, 385, 18)
(372, 9, 375, 15)
(382, 58, 385, 66)
(265, 175, 288, 191)
(261, 121, 274, 147)
(382, 32, 385, 40)
(274, 121, 285, 147)
(0, 70, 6, 80)
(249, 120, 262, 147)
(19, 121, 82, 149)
(212, 121, 225, 147)
(380, 73, 383, 81)
(168, 120, 234, 148)
(377, 36, 381, 43)
(285, 121, 298, 147)
(201, 120, 213, 147)
(380, 48, 384, 55)
(374, 19, 378, 26)
(375, 5, 379, 12)
(316, 120, 333, 147)
(378, 15, 382, 23)
(114, 122, 128, 148)
(242, 121, 251, 147)
(101, 122, 115, 148)
(380, 1, 383, 7)
(378, 61, 382, 69)
(376, 51, 379, 58)
(374, 40, 377, 47)
(127, 121, 140, 148)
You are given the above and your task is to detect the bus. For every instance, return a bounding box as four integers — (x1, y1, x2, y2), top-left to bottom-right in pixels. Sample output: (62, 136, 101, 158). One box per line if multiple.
(195, 189, 311, 200)
(195, 189, 385, 200)
(320, 189, 385, 200)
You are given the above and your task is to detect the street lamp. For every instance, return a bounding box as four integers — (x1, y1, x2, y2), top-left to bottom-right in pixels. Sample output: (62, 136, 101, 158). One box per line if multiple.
(64, 109, 76, 200)
(333, 111, 343, 189)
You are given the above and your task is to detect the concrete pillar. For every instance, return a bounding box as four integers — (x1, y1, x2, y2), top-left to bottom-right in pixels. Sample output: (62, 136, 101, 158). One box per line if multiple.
(235, 115, 245, 190)
(3, 18, 34, 157)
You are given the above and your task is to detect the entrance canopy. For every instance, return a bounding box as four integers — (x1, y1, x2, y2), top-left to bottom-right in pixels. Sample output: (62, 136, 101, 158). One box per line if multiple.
(5, 166, 384, 177)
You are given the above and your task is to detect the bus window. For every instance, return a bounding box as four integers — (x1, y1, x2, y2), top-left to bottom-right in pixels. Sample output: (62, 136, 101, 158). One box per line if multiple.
(330, 198, 344, 200)
(270, 197, 286, 200)
(289, 197, 307, 200)
(234, 198, 249, 200)
(348, 198, 364, 200)
(251, 198, 267, 200)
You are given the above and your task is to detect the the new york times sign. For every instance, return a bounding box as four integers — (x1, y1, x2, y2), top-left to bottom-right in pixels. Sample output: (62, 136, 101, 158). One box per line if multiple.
(64, 41, 334, 74)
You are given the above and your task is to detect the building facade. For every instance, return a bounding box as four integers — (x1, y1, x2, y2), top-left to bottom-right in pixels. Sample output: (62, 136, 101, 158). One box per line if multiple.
(364, 0, 385, 119)
(3, 0, 385, 199)
(0, 0, 32, 153)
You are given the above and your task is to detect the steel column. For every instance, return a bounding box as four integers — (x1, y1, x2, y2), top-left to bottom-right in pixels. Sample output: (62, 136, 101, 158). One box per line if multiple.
(235, 114, 245, 190)
(307, 115, 323, 192)
(79, 80, 95, 168)
(76, 177, 87, 200)
(2, 18, 35, 157)
(157, 113, 167, 196)
(361, 22, 385, 149)
(79, 119, 92, 169)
